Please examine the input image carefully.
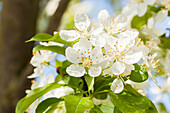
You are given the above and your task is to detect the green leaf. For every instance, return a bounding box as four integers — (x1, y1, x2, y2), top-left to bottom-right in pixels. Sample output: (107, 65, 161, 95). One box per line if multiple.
(52, 32, 74, 46)
(64, 95, 94, 113)
(160, 36, 170, 49)
(26, 33, 74, 46)
(90, 103, 114, 113)
(99, 103, 114, 113)
(114, 106, 122, 113)
(15, 83, 64, 113)
(26, 33, 53, 42)
(85, 75, 94, 91)
(35, 97, 64, 113)
(109, 84, 158, 113)
(131, 11, 152, 30)
(33, 45, 65, 55)
(157, 103, 168, 113)
(128, 63, 148, 82)
(93, 76, 115, 100)
(68, 76, 83, 89)
(90, 105, 103, 113)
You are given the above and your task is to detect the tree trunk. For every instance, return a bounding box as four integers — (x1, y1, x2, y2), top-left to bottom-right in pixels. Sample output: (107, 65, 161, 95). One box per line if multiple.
(0, 0, 39, 112)
(46, 0, 71, 35)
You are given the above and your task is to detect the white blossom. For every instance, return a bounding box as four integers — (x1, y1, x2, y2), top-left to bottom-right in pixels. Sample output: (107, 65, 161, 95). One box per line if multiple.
(103, 30, 143, 76)
(59, 12, 105, 47)
(129, 0, 156, 17)
(66, 38, 108, 77)
(98, 9, 127, 35)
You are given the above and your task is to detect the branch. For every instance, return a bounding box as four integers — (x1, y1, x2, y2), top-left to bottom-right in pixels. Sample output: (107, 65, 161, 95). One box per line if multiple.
(46, 0, 71, 35)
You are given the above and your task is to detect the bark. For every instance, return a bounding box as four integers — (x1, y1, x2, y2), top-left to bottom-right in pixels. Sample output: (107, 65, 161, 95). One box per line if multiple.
(0, 0, 39, 112)
(46, 0, 71, 34)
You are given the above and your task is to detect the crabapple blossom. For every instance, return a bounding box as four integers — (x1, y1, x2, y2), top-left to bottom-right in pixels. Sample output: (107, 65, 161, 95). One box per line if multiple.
(59, 12, 105, 47)
(103, 30, 143, 76)
(98, 9, 127, 36)
(66, 38, 108, 77)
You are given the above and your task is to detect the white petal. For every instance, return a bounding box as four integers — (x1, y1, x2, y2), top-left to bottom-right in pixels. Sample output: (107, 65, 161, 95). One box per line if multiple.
(110, 78, 124, 93)
(46, 74, 55, 84)
(90, 46, 103, 63)
(122, 48, 143, 64)
(137, 3, 147, 17)
(124, 64, 135, 75)
(122, 30, 139, 40)
(114, 14, 127, 25)
(44, 52, 56, 62)
(105, 35, 117, 49)
(117, 30, 138, 51)
(103, 67, 113, 75)
(66, 64, 85, 77)
(126, 80, 150, 90)
(74, 12, 90, 31)
(117, 37, 134, 52)
(155, 9, 168, 23)
(54, 86, 74, 98)
(98, 9, 111, 27)
(93, 59, 109, 69)
(147, 17, 154, 29)
(59, 30, 79, 41)
(144, 0, 156, 5)
(31, 81, 40, 90)
(112, 61, 125, 75)
(27, 67, 44, 78)
(73, 38, 92, 51)
(66, 47, 81, 64)
(73, 38, 92, 57)
(90, 24, 103, 35)
(88, 66, 102, 77)
(90, 34, 106, 47)
(138, 45, 149, 57)
(30, 54, 44, 67)
(122, 4, 136, 15)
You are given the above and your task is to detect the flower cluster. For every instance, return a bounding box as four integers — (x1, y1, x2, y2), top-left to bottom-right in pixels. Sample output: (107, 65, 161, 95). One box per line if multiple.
(60, 10, 148, 93)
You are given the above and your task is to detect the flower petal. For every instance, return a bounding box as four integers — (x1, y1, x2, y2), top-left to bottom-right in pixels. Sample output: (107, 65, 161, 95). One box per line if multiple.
(117, 30, 138, 52)
(110, 77, 124, 93)
(74, 12, 90, 31)
(90, 24, 104, 35)
(66, 64, 85, 77)
(112, 61, 125, 75)
(103, 67, 113, 75)
(155, 9, 168, 23)
(124, 64, 135, 75)
(93, 59, 109, 69)
(27, 67, 44, 78)
(30, 54, 44, 67)
(90, 46, 103, 63)
(66, 47, 81, 64)
(88, 66, 102, 77)
(125, 80, 150, 90)
(59, 30, 79, 41)
(122, 47, 143, 64)
(114, 14, 127, 25)
(73, 38, 92, 57)
(90, 34, 106, 47)
(144, 0, 156, 5)
(147, 17, 154, 29)
(137, 3, 147, 17)
(98, 9, 111, 27)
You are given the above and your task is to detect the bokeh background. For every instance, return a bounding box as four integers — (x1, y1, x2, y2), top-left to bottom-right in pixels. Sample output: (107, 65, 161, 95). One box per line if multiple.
(0, 0, 169, 112)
